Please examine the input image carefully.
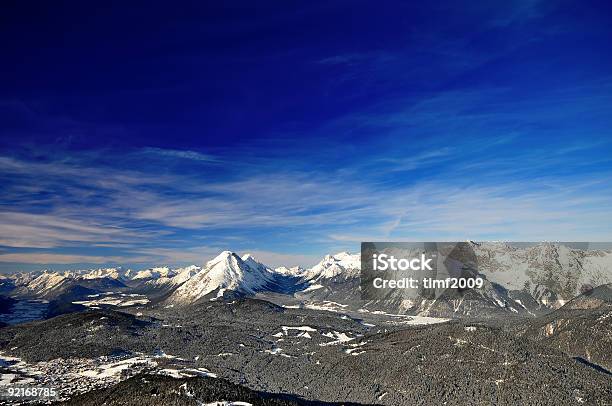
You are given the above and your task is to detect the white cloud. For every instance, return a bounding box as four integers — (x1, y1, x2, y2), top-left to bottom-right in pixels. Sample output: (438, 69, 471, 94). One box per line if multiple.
(0, 212, 143, 248)
(0, 252, 151, 265)
(140, 147, 219, 162)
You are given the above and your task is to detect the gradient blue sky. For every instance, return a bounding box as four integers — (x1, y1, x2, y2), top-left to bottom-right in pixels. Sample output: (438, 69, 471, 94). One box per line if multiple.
(1, 1, 612, 271)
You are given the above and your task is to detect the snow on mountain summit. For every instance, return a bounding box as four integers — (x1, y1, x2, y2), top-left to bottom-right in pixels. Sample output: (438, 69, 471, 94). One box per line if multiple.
(25, 271, 69, 295)
(302, 252, 360, 282)
(132, 266, 176, 280)
(167, 251, 276, 304)
(240, 253, 267, 272)
(170, 265, 202, 285)
(275, 266, 306, 277)
(80, 267, 126, 280)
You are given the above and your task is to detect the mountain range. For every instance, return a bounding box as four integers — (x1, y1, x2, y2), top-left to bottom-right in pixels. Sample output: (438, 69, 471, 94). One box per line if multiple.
(2, 242, 612, 320)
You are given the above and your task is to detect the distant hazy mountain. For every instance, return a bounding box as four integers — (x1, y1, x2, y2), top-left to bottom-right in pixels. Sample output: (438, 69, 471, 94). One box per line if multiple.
(274, 265, 305, 277)
(10, 270, 127, 299)
(470, 242, 612, 304)
(80, 267, 128, 281)
(131, 266, 176, 280)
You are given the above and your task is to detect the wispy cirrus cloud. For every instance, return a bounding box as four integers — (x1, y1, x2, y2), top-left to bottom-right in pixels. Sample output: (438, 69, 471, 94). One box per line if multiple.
(139, 147, 220, 163)
(0, 212, 142, 248)
(2, 140, 612, 271)
(0, 252, 152, 265)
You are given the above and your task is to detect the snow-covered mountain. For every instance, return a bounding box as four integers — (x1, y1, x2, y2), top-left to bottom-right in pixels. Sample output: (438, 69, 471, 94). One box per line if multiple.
(167, 265, 202, 285)
(131, 267, 176, 281)
(20, 271, 71, 297)
(295, 244, 612, 318)
(289, 251, 364, 310)
(11, 269, 128, 299)
(274, 266, 305, 277)
(296, 244, 612, 302)
(5, 263, 204, 300)
(6, 271, 38, 286)
(167, 251, 278, 304)
(138, 265, 202, 295)
(301, 251, 360, 282)
(470, 242, 612, 303)
(80, 267, 127, 281)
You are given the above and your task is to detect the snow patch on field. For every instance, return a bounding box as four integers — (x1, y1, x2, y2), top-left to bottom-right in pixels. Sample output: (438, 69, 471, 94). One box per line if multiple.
(264, 347, 283, 355)
(0, 353, 37, 386)
(402, 315, 448, 325)
(159, 367, 217, 379)
(284, 301, 349, 313)
(73, 292, 149, 308)
(262, 347, 294, 358)
(320, 331, 355, 346)
(281, 326, 317, 333)
(305, 301, 348, 311)
(154, 349, 180, 359)
(303, 284, 324, 292)
(79, 356, 155, 378)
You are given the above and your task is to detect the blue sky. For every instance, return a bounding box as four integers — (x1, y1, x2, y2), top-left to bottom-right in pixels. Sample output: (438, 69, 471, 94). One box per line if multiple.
(1, 1, 612, 271)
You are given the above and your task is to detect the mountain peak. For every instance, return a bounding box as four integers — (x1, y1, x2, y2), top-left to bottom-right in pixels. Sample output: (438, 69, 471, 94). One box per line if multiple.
(211, 250, 239, 262)
(168, 251, 276, 304)
(241, 253, 267, 272)
(241, 253, 256, 261)
(205, 251, 242, 269)
(302, 252, 361, 281)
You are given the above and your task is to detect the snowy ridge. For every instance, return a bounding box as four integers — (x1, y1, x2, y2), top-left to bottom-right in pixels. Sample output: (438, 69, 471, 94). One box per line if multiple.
(169, 265, 202, 285)
(274, 266, 305, 277)
(470, 242, 612, 301)
(143, 265, 202, 289)
(302, 252, 360, 282)
(24, 271, 70, 296)
(132, 267, 176, 280)
(80, 268, 126, 281)
(12, 269, 131, 298)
